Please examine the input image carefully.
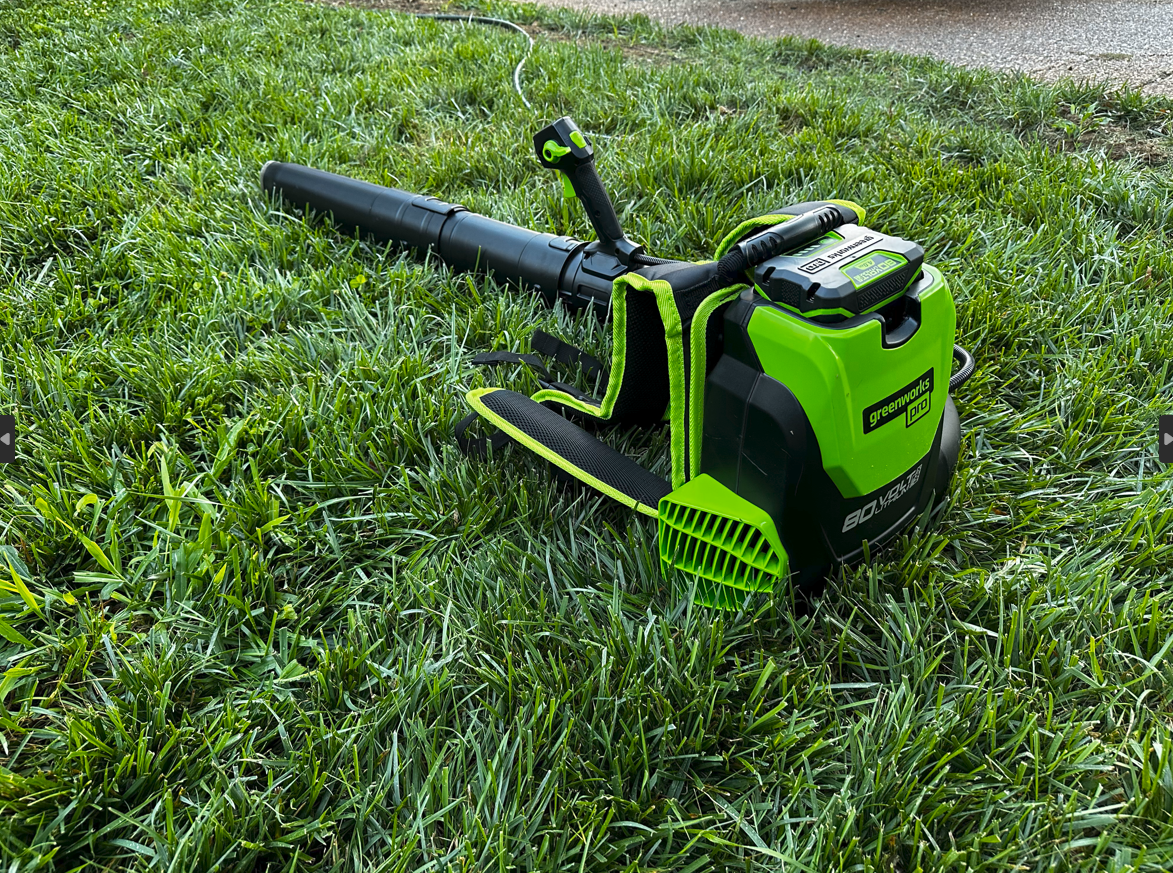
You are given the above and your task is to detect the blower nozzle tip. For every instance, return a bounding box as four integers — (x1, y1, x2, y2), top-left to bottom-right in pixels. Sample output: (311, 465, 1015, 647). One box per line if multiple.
(260, 160, 280, 192)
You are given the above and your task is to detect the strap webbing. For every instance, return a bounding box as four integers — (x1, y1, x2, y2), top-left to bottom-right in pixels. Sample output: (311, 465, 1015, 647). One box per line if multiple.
(472, 335, 604, 410)
(530, 330, 605, 383)
(454, 412, 512, 459)
(471, 351, 551, 381)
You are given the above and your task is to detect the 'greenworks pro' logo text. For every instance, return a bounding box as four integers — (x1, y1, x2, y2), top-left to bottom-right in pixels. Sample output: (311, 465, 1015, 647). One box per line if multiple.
(863, 369, 934, 434)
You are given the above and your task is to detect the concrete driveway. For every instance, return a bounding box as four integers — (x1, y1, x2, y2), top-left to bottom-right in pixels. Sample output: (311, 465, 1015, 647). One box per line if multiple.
(535, 0, 1173, 97)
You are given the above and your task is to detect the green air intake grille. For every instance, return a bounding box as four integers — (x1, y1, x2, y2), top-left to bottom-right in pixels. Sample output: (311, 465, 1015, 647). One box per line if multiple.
(658, 474, 789, 607)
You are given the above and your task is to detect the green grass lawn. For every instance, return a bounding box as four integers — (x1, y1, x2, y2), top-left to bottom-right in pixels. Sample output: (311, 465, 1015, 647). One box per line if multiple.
(2, 0, 1173, 869)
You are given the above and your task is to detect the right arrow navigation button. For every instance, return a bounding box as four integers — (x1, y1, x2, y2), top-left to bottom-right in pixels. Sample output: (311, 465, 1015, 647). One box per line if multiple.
(1162, 416, 1173, 464)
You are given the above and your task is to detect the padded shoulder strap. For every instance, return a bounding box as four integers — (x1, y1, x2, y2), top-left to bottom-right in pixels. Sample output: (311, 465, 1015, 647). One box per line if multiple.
(466, 388, 672, 515)
(528, 263, 745, 489)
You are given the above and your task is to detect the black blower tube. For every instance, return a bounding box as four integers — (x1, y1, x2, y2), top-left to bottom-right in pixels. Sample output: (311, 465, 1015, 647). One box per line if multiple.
(260, 161, 632, 311)
(261, 163, 844, 310)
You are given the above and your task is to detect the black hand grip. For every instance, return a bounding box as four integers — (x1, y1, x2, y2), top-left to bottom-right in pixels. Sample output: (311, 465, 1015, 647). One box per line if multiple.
(566, 159, 625, 250)
(533, 116, 642, 265)
(734, 205, 846, 267)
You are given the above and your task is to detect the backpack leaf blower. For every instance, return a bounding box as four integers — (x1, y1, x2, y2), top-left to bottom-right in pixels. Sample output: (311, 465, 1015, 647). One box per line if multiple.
(261, 116, 975, 606)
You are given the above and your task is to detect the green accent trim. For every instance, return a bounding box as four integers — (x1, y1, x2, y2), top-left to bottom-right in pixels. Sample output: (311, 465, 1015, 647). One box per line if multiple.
(658, 474, 789, 606)
(688, 285, 746, 480)
(529, 272, 693, 491)
(542, 140, 571, 162)
(747, 264, 955, 497)
(530, 387, 602, 415)
(774, 301, 893, 320)
(528, 278, 630, 419)
(772, 304, 856, 319)
(569, 130, 587, 148)
(466, 388, 660, 517)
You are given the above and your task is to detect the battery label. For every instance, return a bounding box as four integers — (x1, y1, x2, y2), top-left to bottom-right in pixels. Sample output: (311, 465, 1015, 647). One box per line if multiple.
(798, 232, 879, 273)
(841, 252, 906, 289)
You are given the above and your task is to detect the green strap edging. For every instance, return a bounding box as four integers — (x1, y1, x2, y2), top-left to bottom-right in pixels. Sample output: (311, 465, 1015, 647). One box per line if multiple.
(530, 271, 689, 490)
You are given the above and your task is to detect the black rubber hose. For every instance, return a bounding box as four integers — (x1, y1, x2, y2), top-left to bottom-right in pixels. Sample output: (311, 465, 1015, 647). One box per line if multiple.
(631, 252, 679, 266)
(950, 344, 975, 391)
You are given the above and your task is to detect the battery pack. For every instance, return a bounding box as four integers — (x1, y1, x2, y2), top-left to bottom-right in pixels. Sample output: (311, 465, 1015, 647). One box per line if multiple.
(753, 224, 924, 323)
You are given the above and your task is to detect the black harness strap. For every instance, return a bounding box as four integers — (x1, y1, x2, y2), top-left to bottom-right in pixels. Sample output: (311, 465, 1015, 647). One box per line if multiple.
(472, 335, 605, 386)
(530, 330, 605, 383)
(471, 351, 552, 381)
(471, 333, 606, 409)
(455, 412, 513, 459)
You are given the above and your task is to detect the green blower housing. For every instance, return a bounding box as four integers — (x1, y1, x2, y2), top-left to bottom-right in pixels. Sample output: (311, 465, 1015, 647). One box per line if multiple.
(261, 115, 974, 606)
